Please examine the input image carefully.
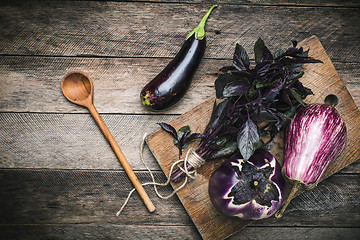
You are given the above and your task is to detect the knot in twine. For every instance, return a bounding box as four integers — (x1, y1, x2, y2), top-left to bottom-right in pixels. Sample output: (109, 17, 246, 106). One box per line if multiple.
(116, 133, 205, 216)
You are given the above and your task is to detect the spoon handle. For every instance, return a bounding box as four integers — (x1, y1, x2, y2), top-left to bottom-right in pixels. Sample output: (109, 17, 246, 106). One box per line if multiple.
(87, 103, 156, 213)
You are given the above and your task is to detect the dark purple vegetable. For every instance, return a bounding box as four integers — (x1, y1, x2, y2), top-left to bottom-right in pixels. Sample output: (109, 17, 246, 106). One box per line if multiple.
(140, 5, 217, 111)
(275, 102, 347, 218)
(159, 39, 321, 183)
(209, 149, 285, 220)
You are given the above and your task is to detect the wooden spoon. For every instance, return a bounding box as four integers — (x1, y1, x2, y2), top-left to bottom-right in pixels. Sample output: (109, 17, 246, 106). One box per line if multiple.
(61, 71, 155, 213)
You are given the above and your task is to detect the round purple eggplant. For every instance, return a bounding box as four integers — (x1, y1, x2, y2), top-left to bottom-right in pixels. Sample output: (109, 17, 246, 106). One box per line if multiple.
(208, 149, 285, 220)
(140, 5, 217, 111)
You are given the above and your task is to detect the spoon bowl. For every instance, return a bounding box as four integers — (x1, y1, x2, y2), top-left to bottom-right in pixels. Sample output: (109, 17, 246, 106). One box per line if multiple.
(61, 71, 155, 213)
(61, 71, 93, 107)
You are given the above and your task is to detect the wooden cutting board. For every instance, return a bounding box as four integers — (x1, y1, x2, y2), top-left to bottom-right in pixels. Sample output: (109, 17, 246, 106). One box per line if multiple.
(146, 36, 360, 240)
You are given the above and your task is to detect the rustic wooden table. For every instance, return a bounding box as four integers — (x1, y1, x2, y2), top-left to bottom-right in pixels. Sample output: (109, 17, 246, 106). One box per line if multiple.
(1, 1, 359, 239)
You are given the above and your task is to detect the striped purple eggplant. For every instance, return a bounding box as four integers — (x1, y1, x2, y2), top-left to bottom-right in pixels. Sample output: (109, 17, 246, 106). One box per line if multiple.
(209, 149, 285, 220)
(276, 103, 347, 218)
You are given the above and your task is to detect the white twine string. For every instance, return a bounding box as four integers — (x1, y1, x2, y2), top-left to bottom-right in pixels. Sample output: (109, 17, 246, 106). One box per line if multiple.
(116, 133, 205, 216)
(178, 148, 205, 180)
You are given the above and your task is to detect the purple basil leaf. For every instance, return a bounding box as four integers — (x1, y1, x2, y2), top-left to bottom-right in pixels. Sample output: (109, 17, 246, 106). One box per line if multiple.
(263, 47, 273, 61)
(254, 38, 273, 64)
(174, 125, 191, 156)
(206, 99, 230, 134)
(302, 49, 309, 57)
(288, 71, 304, 82)
(259, 108, 288, 129)
(233, 43, 250, 71)
(215, 73, 237, 99)
(262, 70, 287, 102)
(176, 125, 191, 144)
(273, 105, 297, 130)
(292, 80, 314, 97)
(254, 107, 279, 122)
(280, 89, 292, 105)
(231, 68, 252, 76)
(254, 61, 271, 77)
(274, 49, 285, 59)
(283, 47, 300, 57)
(180, 130, 191, 143)
(188, 133, 205, 141)
(219, 126, 239, 137)
(209, 141, 238, 159)
(254, 38, 265, 64)
(204, 100, 218, 134)
(237, 117, 260, 160)
(180, 131, 192, 151)
(288, 58, 322, 72)
(179, 133, 204, 154)
(181, 133, 204, 151)
(284, 105, 297, 119)
(289, 88, 306, 106)
(158, 122, 178, 140)
(303, 86, 314, 96)
(223, 80, 251, 98)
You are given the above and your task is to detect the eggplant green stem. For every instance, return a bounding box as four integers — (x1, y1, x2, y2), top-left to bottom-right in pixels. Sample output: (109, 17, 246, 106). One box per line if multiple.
(275, 182, 301, 218)
(186, 5, 217, 40)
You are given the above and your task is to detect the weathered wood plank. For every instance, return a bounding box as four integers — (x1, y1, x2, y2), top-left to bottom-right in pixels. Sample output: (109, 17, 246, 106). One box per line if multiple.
(139, 0, 360, 7)
(0, 56, 217, 114)
(0, 169, 188, 225)
(0, 57, 358, 114)
(0, 2, 359, 63)
(0, 112, 359, 172)
(234, 227, 360, 240)
(26, 0, 360, 8)
(0, 224, 201, 240)
(0, 224, 359, 240)
(0, 169, 358, 228)
(0, 112, 176, 170)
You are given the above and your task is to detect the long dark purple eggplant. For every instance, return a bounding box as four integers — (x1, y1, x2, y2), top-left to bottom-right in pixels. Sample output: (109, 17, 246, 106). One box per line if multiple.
(140, 5, 217, 111)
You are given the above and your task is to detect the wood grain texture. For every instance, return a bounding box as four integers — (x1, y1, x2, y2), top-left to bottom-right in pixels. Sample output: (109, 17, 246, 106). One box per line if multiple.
(0, 1, 359, 239)
(1, 111, 359, 172)
(0, 112, 175, 169)
(0, 57, 358, 114)
(1, 224, 360, 240)
(0, 169, 359, 238)
(0, 56, 218, 114)
(20, 0, 360, 7)
(0, 2, 359, 62)
(146, 36, 360, 239)
(4, 169, 358, 227)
